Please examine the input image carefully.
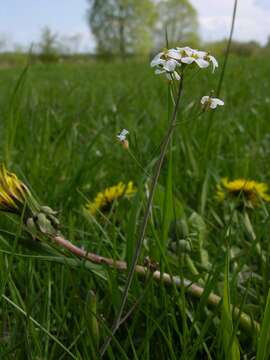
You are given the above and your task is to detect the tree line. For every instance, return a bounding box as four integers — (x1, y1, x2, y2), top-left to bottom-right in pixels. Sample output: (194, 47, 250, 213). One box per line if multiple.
(87, 0, 199, 57)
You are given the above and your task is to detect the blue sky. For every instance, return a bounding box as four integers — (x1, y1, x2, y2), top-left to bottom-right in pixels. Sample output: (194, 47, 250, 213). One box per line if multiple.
(1, 0, 270, 51)
(1, 0, 94, 51)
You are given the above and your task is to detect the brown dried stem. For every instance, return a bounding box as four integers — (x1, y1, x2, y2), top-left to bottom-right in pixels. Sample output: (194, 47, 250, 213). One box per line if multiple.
(53, 234, 260, 336)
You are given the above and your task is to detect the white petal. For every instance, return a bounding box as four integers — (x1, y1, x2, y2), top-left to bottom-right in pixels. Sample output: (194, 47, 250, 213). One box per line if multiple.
(181, 56, 194, 64)
(150, 52, 163, 67)
(164, 59, 177, 72)
(201, 96, 209, 105)
(213, 98, 224, 106)
(196, 50, 207, 58)
(209, 102, 217, 109)
(152, 59, 165, 68)
(158, 59, 166, 65)
(167, 49, 182, 60)
(181, 46, 194, 56)
(121, 129, 129, 136)
(117, 135, 124, 141)
(117, 129, 129, 141)
(195, 58, 209, 68)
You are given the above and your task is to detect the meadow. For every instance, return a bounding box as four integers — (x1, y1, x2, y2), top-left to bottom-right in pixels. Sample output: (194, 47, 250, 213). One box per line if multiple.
(0, 54, 270, 359)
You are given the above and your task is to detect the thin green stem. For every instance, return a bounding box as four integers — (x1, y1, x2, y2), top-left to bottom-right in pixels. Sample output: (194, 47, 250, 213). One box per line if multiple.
(99, 75, 184, 357)
(127, 148, 150, 178)
(216, 0, 238, 97)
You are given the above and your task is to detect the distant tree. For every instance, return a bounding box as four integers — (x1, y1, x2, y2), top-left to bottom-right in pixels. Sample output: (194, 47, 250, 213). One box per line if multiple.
(59, 33, 83, 54)
(87, 0, 157, 57)
(266, 35, 270, 48)
(38, 26, 59, 62)
(154, 0, 199, 49)
(0, 34, 8, 52)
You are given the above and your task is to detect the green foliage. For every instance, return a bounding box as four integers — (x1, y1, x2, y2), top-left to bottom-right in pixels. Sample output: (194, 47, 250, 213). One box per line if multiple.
(206, 39, 263, 57)
(87, 0, 157, 56)
(219, 253, 240, 360)
(154, 0, 199, 49)
(256, 288, 270, 360)
(0, 56, 270, 358)
(37, 26, 60, 63)
(87, 0, 199, 56)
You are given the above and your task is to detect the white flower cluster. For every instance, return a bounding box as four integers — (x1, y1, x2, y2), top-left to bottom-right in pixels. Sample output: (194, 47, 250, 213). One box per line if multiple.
(150, 46, 218, 81)
(151, 46, 224, 110)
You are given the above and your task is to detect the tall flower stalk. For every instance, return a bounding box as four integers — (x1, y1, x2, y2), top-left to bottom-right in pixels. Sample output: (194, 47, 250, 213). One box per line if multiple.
(100, 45, 223, 355)
(100, 75, 185, 356)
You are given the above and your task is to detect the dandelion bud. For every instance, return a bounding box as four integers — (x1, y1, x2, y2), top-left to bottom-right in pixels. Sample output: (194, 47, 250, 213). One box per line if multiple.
(0, 164, 61, 238)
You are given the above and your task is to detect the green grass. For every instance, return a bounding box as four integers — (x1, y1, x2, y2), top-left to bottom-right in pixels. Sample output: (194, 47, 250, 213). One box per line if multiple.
(0, 55, 270, 358)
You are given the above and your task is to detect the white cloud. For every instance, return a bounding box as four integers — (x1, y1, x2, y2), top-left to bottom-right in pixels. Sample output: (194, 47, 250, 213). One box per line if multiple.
(255, 0, 270, 10)
(192, 0, 270, 45)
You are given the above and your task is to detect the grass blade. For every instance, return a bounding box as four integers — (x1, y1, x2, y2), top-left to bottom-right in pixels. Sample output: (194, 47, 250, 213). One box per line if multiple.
(256, 287, 270, 360)
(220, 252, 240, 360)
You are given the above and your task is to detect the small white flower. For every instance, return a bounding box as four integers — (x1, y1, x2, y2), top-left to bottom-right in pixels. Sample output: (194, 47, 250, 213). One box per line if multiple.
(201, 96, 224, 109)
(180, 49, 209, 69)
(151, 49, 181, 81)
(150, 49, 181, 68)
(166, 48, 182, 60)
(150, 53, 164, 68)
(117, 129, 129, 142)
(176, 47, 218, 72)
(163, 58, 178, 72)
(176, 46, 193, 57)
(153, 60, 180, 81)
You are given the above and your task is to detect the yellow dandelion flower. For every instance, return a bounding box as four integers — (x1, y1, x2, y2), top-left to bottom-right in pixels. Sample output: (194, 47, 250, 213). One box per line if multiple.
(0, 165, 29, 214)
(85, 181, 137, 216)
(216, 178, 270, 207)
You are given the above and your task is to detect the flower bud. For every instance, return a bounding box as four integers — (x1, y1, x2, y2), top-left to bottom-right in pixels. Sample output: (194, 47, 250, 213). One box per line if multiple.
(122, 139, 129, 149)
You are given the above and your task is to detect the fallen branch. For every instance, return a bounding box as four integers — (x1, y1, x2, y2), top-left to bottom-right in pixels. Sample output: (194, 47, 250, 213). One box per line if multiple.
(53, 235, 260, 336)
